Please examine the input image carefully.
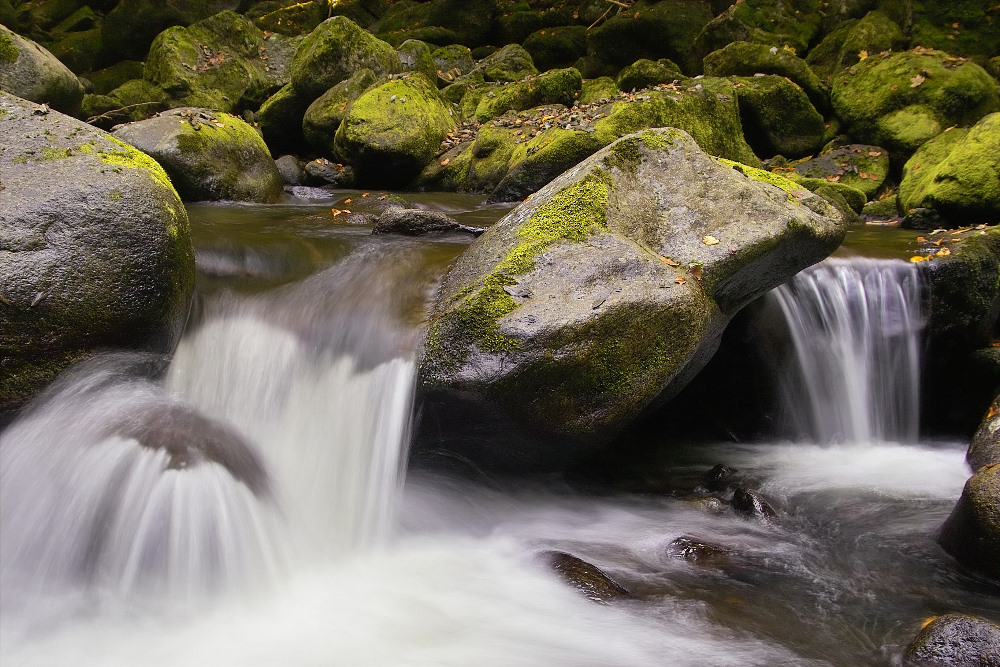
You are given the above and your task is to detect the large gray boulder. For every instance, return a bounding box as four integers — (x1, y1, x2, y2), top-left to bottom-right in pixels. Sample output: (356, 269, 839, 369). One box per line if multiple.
(940, 465, 1000, 580)
(113, 108, 284, 203)
(0, 92, 194, 413)
(416, 129, 844, 470)
(0, 25, 83, 115)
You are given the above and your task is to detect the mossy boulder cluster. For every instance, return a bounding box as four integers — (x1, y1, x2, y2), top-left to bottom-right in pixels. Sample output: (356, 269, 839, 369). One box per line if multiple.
(416, 130, 843, 470)
(0, 91, 194, 413)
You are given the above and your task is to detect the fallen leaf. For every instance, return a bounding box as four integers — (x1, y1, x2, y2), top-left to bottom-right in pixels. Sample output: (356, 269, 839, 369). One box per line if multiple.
(935, 248, 951, 256)
(860, 172, 869, 179)
(910, 74, 925, 87)
(917, 236, 928, 242)
(868, 151, 882, 157)
(674, 276, 686, 285)
(343, 198, 352, 204)
(909, 255, 932, 263)
(331, 208, 351, 217)
(440, 157, 450, 166)
(858, 49, 868, 61)
(702, 235, 720, 245)
(688, 265, 703, 280)
(660, 256, 680, 266)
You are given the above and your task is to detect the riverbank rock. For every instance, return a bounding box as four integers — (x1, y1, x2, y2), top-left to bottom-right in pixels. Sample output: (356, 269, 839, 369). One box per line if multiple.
(939, 465, 1000, 579)
(0, 92, 194, 413)
(903, 614, 1000, 666)
(788, 144, 890, 200)
(416, 129, 843, 470)
(969, 396, 1000, 471)
(372, 207, 482, 236)
(0, 25, 83, 114)
(703, 41, 828, 112)
(474, 67, 581, 122)
(302, 68, 378, 157)
(899, 114, 1000, 225)
(831, 48, 999, 157)
(731, 75, 826, 159)
(334, 74, 456, 185)
(112, 108, 283, 203)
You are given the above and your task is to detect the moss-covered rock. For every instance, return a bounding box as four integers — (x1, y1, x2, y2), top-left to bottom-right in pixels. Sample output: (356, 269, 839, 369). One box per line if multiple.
(862, 194, 900, 220)
(703, 41, 829, 112)
(255, 82, 312, 155)
(85, 60, 146, 95)
(790, 143, 890, 199)
(615, 58, 682, 93)
(731, 75, 825, 159)
(43, 26, 102, 75)
(687, 0, 824, 74)
(102, 0, 241, 62)
(81, 79, 169, 130)
(477, 43, 538, 82)
(247, 0, 386, 37)
(0, 25, 83, 114)
(432, 43, 475, 78)
(902, 613, 1000, 666)
(397, 38, 437, 83)
(303, 68, 378, 157)
(909, 1, 1000, 64)
(371, 0, 494, 48)
(968, 394, 1000, 471)
(0, 91, 194, 413)
(784, 173, 867, 212)
(806, 11, 907, 84)
(939, 465, 1000, 579)
(289, 15, 400, 100)
(113, 108, 283, 203)
(145, 11, 299, 113)
(587, 0, 713, 70)
(899, 114, 1000, 223)
(442, 70, 485, 107)
(474, 67, 581, 122)
(334, 74, 456, 185)
(523, 25, 587, 71)
(580, 76, 619, 104)
(415, 129, 843, 470)
(831, 48, 1000, 157)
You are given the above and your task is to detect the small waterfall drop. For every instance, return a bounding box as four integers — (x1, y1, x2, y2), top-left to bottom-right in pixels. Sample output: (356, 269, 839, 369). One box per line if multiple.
(770, 258, 925, 444)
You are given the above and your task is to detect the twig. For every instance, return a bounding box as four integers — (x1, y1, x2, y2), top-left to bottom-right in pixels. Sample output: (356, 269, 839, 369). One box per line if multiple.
(86, 101, 163, 124)
(588, 0, 635, 30)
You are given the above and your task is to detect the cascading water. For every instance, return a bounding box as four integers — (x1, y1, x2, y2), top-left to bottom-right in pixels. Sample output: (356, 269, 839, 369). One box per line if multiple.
(769, 258, 925, 444)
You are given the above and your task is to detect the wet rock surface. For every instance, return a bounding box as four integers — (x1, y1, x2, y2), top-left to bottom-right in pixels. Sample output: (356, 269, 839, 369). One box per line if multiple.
(540, 550, 632, 603)
(903, 613, 1000, 667)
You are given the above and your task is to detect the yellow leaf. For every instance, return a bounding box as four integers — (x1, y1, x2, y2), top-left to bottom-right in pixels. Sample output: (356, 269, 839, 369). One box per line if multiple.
(909, 255, 932, 263)
(688, 265, 703, 280)
(935, 248, 951, 257)
(858, 49, 868, 61)
(702, 235, 720, 245)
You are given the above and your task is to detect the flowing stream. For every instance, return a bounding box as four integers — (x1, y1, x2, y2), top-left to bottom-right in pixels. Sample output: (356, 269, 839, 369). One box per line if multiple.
(1, 195, 997, 666)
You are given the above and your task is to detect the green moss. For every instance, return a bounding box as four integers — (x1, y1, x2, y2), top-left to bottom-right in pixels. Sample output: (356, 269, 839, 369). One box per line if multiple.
(474, 68, 581, 122)
(785, 174, 867, 211)
(109, 189, 123, 201)
(716, 157, 805, 198)
(579, 77, 619, 104)
(99, 136, 178, 198)
(0, 31, 17, 64)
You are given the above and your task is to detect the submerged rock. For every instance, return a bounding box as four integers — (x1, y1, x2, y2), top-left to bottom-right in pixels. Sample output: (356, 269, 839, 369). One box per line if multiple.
(0, 92, 194, 413)
(902, 613, 1000, 666)
(704, 464, 738, 492)
(540, 550, 632, 603)
(372, 208, 483, 237)
(416, 129, 843, 470)
(0, 25, 83, 114)
(939, 465, 1000, 579)
(666, 536, 733, 561)
(113, 108, 283, 203)
(732, 487, 777, 519)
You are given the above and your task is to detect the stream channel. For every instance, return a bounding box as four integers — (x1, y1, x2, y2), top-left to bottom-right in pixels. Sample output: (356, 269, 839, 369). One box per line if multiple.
(2, 189, 999, 666)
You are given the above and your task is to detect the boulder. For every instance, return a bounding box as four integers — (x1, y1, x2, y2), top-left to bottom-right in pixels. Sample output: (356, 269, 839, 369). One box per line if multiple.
(587, 0, 713, 70)
(939, 464, 1000, 579)
(902, 613, 1000, 667)
(370, 0, 494, 48)
(703, 41, 829, 112)
(372, 207, 482, 236)
(416, 129, 843, 469)
(476, 43, 537, 83)
(806, 11, 906, 82)
(302, 68, 377, 157)
(474, 67, 581, 122)
(909, 1, 1000, 63)
(113, 108, 283, 203)
(86, 60, 146, 95)
(731, 488, 777, 519)
(432, 44, 474, 79)
(288, 15, 400, 100)
(80, 79, 169, 130)
(540, 551, 632, 603)
(0, 25, 83, 114)
(334, 74, 456, 185)
(101, 0, 241, 61)
(523, 25, 587, 71)
(43, 26, 102, 75)
(666, 536, 733, 561)
(899, 114, 1000, 223)
(0, 92, 194, 413)
(615, 58, 682, 93)
(247, 0, 385, 37)
(144, 10, 299, 113)
(831, 48, 1000, 157)
(302, 158, 356, 188)
(731, 75, 826, 159)
(790, 143, 890, 200)
(580, 76, 619, 104)
(274, 154, 303, 185)
(256, 82, 312, 156)
(397, 39, 436, 83)
(969, 396, 1000, 471)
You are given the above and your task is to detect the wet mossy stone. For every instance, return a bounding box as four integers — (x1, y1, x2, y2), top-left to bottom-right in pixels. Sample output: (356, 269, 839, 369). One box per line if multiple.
(784, 174, 867, 213)
(615, 58, 682, 93)
(0, 92, 194, 413)
(791, 143, 890, 200)
(333, 74, 456, 185)
(289, 15, 401, 100)
(909, 1, 1000, 63)
(969, 394, 1000, 471)
(43, 26, 102, 75)
(397, 39, 436, 83)
(144, 11, 298, 114)
(580, 76, 619, 104)
(587, 0, 713, 70)
(687, 0, 824, 74)
(256, 82, 312, 156)
(0, 25, 83, 114)
(81, 79, 169, 130)
(102, 0, 241, 62)
(806, 11, 907, 83)
(903, 613, 1000, 666)
(432, 44, 474, 78)
(247, 0, 385, 37)
(477, 43, 538, 83)
(113, 108, 283, 203)
(862, 195, 900, 221)
(441, 70, 485, 107)
(303, 68, 378, 157)
(732, 487, 777, 519)
(371, 0, 494, 48)
(474, 67, 582, 122)
(940, 465, 1000, 580)
(731, 75, 826, 159)
(703, 41, 829, 112)
(541, 551, 632, 604)
(372, 207, 482, 236)
(899, 115, 1000, 224)
(831, 48, 1000, 157)
(522, 25, 586, 71)
(85, 60, 146, 95)
(416, 129, 843, 469)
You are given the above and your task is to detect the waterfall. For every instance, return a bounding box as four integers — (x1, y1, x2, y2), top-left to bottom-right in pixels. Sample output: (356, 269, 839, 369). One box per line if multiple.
(770, 258, 925, 444)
